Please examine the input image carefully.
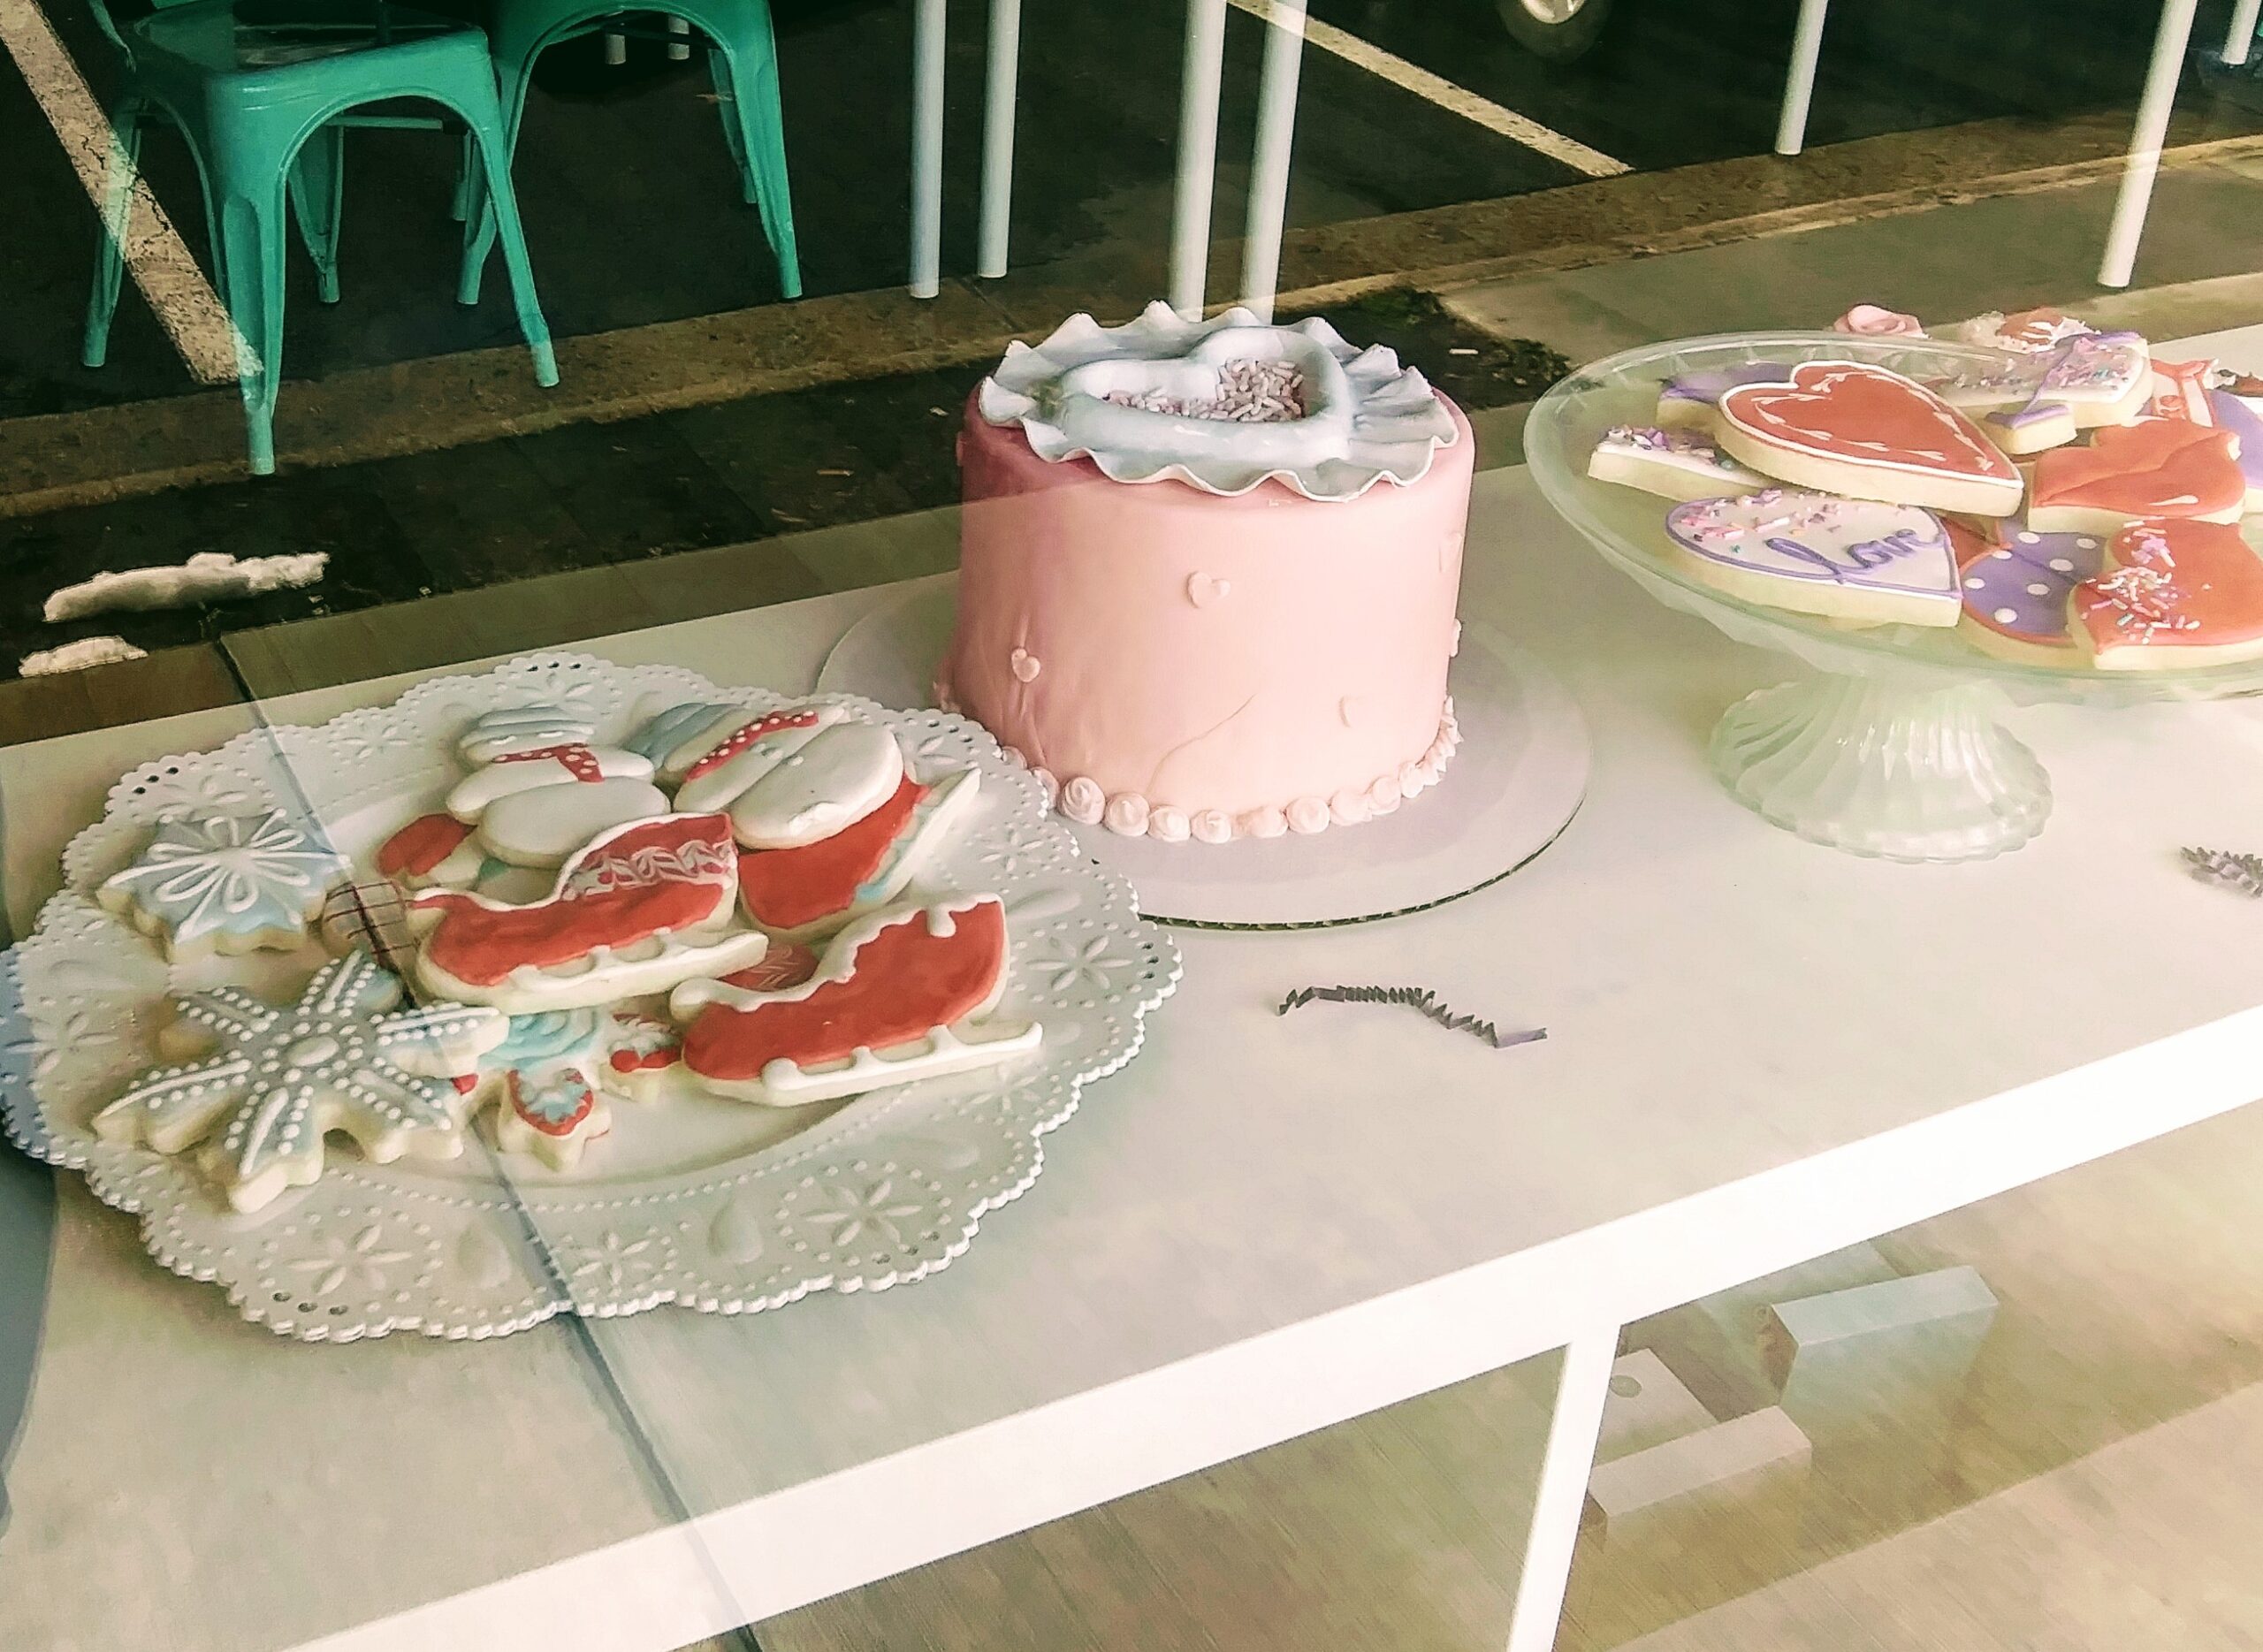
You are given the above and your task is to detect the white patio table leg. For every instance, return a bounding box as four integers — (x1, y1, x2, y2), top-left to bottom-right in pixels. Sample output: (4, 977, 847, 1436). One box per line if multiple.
(667, 14, 689, 60)
(976, 0, 1022, 278)
(910, 0, 948, 297)
(1773, 0, 1827, 156)
(604, 27, 627, 64)
(2100, 0, 2200, 289)
(1238, 0, 1306, 324)
(1170, 0, 1227, 319)
(2224, 0, 2260, 65)
(1504, 1326, 1619, 1652)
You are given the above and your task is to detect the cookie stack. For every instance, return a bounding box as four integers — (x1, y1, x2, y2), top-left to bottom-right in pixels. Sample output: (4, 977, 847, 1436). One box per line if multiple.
(1583, 306, 2263, 672)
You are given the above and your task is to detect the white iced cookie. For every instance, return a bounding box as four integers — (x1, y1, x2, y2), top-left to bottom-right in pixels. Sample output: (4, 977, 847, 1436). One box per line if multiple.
(672, 704, 845, 813)
(625, 700, 744, 782)
(98, 806, 349, 962)
(1932, 330, 2152, 456)
(93, 952, 505, 1214)
(471, 1009, 612, 1170)
(446, 704, 668, 871)
(1663, 490, 1961, 627)
(1586, 424, 1768, 503)
(727, 721, 905, 849)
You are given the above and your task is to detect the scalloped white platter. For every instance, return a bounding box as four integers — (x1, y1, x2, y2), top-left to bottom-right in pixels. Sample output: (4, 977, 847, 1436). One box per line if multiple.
(818, 579, 1592, 928)
(0, 653, 1179, 1343)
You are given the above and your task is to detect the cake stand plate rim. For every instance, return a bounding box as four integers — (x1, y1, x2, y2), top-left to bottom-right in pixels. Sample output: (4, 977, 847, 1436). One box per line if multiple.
(815, 577, 1589, 929)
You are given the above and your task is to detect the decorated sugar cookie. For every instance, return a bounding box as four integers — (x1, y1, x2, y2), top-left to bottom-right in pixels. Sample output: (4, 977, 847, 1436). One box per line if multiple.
(1949, 518, 2107, 664)
(1933, 331, 2152, 455)
(2148, 357, 2219, 426)
(736, 766, 979, 938)
(1715, 362, 2022, 516)
(627, 701, 745, 783)
(1949, 308, 2093, 354)
(1585, 425, 1767, 502)
(668, 897, 1042, 1106)
(670, 705, 839, 810)
(99, 806, 349, 962)
(2026, 419, 2244, 535)
(469, 1009, 611, 1169)
(2207, 388, 2263, 511)
(409, 812, 767, 1012)
(93, 951, 506, 1214)
(1663, 490, 1960, 626)
(595, 945, 819, 1101)
(446, 705, 667, 871)
(1654, 362, 1787, 430)
(674, 706, 905, 849)
(377, 811, 488, 891)
(2074, 519, 2263, 670)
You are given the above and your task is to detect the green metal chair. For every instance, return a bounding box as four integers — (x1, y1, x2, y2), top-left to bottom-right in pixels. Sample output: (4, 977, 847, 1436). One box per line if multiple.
(82, 0, 559, 475)
(454, 0, 799, 307)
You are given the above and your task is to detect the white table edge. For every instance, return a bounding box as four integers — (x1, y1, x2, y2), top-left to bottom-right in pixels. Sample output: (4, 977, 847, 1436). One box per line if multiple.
(297, 999, 2263, 1651)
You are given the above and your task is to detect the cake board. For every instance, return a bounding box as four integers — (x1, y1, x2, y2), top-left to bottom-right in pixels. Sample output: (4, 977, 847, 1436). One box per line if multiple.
(817, 578, 1591, 929)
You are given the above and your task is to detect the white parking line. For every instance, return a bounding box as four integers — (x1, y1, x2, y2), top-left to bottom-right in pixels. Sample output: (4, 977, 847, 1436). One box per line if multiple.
(1226, 0, 1630, 179)
(0, 0, 240, 384)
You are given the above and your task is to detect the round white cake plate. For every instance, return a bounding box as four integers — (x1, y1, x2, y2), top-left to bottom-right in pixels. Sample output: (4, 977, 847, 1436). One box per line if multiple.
(817, 579, 1592, 929)
(1525, 330, 2263, 864)
(0, 653, 1180, 1344)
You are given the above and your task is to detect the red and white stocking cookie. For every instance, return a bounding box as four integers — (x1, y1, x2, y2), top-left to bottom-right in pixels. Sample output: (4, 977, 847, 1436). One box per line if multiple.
(409, 812, 767, 1012)
(667, 897, 1042, 1106)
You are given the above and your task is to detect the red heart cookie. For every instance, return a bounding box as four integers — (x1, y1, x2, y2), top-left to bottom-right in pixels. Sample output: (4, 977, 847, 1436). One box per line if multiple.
(1716, 361, 2022, 516)
(2075, 518, 2263, 670)
(2028, 418, 2244, 534)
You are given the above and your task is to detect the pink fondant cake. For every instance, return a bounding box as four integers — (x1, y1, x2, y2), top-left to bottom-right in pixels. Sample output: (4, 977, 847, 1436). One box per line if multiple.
(939, 306, 1472, 843)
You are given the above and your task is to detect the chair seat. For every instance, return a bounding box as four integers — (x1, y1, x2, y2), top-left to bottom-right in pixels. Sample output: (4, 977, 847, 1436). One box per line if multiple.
(127, 0, 482, 80)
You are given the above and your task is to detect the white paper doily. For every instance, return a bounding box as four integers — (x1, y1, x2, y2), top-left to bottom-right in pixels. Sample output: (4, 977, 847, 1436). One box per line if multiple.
(818, 580, 1590, 928)
(0, 653, 1180, 1343)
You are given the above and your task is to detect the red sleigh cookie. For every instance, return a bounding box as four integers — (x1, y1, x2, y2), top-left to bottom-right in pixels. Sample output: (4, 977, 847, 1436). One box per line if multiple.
(667, 897, 1042, 1105)
(1714, 361, 2022, 517)
(409, 813, 768, 1012)
(377, 812, 486, 890)
(2027, 419, 2244, 535)
(2073, 519, 2263, 671)
(735, 766, 979, 939)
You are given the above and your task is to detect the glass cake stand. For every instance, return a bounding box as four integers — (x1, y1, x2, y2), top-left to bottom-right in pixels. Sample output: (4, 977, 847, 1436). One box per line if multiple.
(1525, 330, 2263, 864)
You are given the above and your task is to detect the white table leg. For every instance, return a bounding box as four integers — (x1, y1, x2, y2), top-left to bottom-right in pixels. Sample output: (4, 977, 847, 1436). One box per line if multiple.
(2099, 0, 2200, 289)
(1773, 0, 1828, 156)
(1170, 0, 1228, 319)
(1504, 1327, 1618, 1652)
(976, 0, 1022, 278)
(603, 27, 627, 65)
(667, 13, 689, 60)
(910, 0, 948, 298)
(1238, 0, 1306, 324)
(2224, 0, 2260, 65)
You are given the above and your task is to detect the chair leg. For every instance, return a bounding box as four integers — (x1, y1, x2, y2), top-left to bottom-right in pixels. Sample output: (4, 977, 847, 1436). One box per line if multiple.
(286, 124, 347, 303)
(450, 127, 475, 222)
(707, 46, 757, 202)
(209, 182, 291, 475)
(457, 67, 536, 307)
(462, 116, 559, 384)
(713, 39, 800, 299)
(82, 102, 146, 369)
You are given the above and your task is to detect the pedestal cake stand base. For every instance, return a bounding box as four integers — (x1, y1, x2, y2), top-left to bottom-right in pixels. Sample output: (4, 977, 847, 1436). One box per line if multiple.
(1710, 675, 2052, 864)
